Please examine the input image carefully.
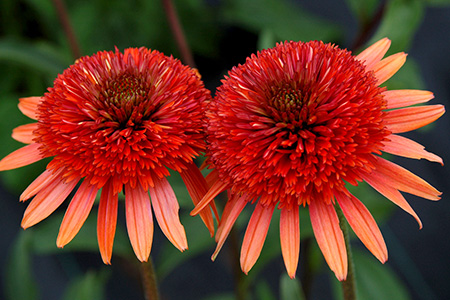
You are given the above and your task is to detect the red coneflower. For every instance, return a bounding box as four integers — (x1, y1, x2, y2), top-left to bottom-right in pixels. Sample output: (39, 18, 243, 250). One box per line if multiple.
(192, 39, 444, 280)
(0, 47, 215, 264)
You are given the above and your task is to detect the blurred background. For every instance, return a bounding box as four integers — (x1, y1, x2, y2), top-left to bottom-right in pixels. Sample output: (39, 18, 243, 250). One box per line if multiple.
(1, 0, 449, 299)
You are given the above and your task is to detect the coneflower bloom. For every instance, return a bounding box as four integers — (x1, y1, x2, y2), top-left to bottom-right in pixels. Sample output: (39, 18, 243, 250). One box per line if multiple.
(0, 47, 215, 264)
(192, 39, 444, 280)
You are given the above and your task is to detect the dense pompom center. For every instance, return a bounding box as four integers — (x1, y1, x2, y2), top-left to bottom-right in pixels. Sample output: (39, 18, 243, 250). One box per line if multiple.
(207, 41, 390, 207)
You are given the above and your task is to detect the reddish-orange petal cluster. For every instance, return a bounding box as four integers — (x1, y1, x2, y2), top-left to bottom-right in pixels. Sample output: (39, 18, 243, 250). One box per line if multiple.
(198, 38, 444, 280)
(0, 47, 214, 263)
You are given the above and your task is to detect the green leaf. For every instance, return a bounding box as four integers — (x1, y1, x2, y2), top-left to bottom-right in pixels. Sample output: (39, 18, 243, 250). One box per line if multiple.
(258, 29, 277, 51)
(383, 58, 425, 90)
(222, 0, 342, 44)
(332, 249, 411, 300)
(4, 230, 39, 300)
(280, 273, 306, 300)
(62, 270, 110, 300)
(345, 0, 380, 23)
(200, 293, 235, 300)
(368, 0, 424, 53)
(255, 280, 277, 300)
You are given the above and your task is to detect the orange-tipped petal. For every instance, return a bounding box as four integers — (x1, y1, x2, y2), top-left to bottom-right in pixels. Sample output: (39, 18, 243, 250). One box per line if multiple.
(309, 199, 347, 281)
(335, 191, 387, 263)
(20, 168, 60, 201)
(0, 143, 44, 171)
(57, 180, 98, 247)
(212, 193, 248, 261)
(373, 156, 441, 201)
(149, 175, 188, 252)
(21, 177, 79, 229)
(280, 207, 300, 279)
(18, 97, 41, 120)
(362, 171, 422, 228)
(180, 162, 215, 236)
(385, 105, 445, 133)
(125, 183, 153, 262)
(382, 134, 443, 164)
(12, 123, 38, 144)
(356, 38, 391, 71)
(97, 179, 118, 264)
(383, 90, 434, 109)
(240, 203, 275, 274)
(190, 178, 228, 216)
(373, 52, 407, 85)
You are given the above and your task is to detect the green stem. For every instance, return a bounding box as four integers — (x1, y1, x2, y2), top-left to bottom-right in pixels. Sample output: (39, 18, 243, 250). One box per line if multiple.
(51, 0, 82, 59)
(336, 205, 357, 300)
(141, 259, 159, 300)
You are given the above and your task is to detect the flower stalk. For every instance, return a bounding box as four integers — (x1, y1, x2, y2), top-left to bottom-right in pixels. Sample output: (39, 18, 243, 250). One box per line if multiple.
(51, 0, 82, 59)
(141, 259, 159, 300)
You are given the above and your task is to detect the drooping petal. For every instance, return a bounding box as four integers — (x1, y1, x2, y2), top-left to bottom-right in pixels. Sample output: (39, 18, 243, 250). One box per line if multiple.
(383, 89, 434, 109)
(280, 206, 300, 279)
(309, 199, 347, 281)
(12, 123, 38, 144)
(21, 177, 79, 229)
(212, 193, 248, 261)
(180, 162, 216, 236)
(356, 38, 391, 71)
(373, 156, 441, 201)
(18, 97, 41, 120)
(384, 105, 445, 133)
(20, 168, 60, 201)
(240, 202, 275, 275)
(125, 183, 153, 262)
(57, 180, 99, 247)
(373, 52, 407, 85)
(335, 191, 387, 263)
(190, 178, 228, 216)
(149, 175, 188, 252)
(97, 179, 119, 264)
(382, 134, 443, 164)
(362, 171, 422, 228)
(0, 143, 44, 171)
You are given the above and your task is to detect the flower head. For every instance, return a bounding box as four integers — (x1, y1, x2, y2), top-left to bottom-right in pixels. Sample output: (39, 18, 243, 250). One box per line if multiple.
(193, 39, 444, 280)
(0, 47, 215, 264)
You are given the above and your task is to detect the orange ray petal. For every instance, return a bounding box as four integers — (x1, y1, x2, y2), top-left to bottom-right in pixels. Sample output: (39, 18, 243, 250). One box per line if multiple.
(384, 105, 445, 133)
(190, 178, 228, 216)
(309, 199, 347, 281)
(362, 171, 422, 228)
(382, 134, 443, 164)
(20, 168, 61, 201)
(57, 180, 98, 247)
(21, 177, 79, 229)
(125, 183, 153, 262)
(149, 175, 188, 252)
(373, 52, 407, 85)
(373, 156, 441, 201)
(12, 123, 38, 144)
(356, 38, 391, 71)
(18, 97, 41, 120)
(0, 143, 44, 171)
(240, 202, 275, 274)
(335, 191, 387, 263)
(180, 162, 215, 236)
(383, 90, 434, 109)
(97, 179, 119, 264)
(212, 193, 248, 261)
(280, 206, 300, 279)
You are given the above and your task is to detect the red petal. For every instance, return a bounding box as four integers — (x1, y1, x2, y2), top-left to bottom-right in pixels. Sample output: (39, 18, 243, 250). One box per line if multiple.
(149, 175, 188, 251)
(125, 183, 153, 262)
(21, 177, 79, 228)
(373, 52, 407, 85)
(190, 178, 228, 216)
(0, 143, 44, 171)
(383, 89, 434, 109)
(57, 180, 98, 247)
(385, 105, 445, 133)
(97, 179, 118, 264)
(212, 193, 247, 260)
(382, 134, 443, 164)
(280, 207, 300, 279)
(20, 168, 60, 201)
(18, 97, 41, 120)
(336, 191, 387, 263)
(309, 199, 347, 281)
(12, 123, 38, 144)
(240, 203, 275, 274)
(356, 38, 391, 71)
